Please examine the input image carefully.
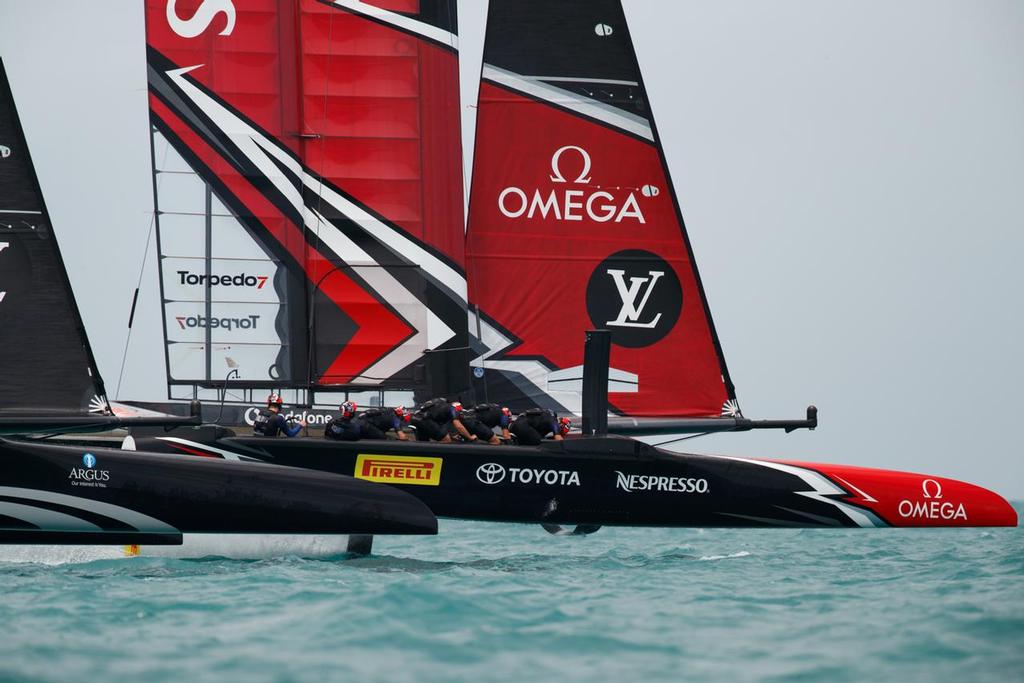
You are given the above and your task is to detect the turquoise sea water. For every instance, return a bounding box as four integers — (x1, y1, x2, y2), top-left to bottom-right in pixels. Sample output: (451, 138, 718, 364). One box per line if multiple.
(2, 509, 1022, 683)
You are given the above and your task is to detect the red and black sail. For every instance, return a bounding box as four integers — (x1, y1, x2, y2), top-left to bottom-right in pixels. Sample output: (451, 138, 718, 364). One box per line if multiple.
(466, 0, 736, 417)
(145, 0, 468, 399)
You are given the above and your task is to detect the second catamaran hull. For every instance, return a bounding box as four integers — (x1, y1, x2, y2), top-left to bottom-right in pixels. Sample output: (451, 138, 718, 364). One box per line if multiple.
(133, 434, 1018, 529)
(0, 437, 438, 552)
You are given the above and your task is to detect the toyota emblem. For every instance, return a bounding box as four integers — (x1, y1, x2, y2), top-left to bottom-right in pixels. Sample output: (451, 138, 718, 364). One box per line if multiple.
(476, 463, 506, 485)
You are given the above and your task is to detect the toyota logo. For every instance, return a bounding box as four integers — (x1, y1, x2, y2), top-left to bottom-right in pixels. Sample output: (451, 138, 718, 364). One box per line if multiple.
(476, 463, 506, 485)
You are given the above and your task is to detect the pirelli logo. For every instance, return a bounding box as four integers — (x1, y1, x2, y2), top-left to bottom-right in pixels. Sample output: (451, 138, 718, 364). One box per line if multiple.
(354, 454, 443, 486)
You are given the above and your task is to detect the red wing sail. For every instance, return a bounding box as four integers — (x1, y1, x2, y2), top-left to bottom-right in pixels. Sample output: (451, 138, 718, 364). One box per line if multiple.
(465, 0, 736, 417)
(145, 0, 467, 399)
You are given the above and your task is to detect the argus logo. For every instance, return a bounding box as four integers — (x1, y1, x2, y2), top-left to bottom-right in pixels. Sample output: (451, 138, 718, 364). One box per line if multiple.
(69, 453, 109, 487)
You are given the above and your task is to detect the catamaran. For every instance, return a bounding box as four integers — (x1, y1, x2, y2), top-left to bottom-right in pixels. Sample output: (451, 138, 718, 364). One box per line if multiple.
(114, 0, 1016, 533)
(1, 0, 1015, 558)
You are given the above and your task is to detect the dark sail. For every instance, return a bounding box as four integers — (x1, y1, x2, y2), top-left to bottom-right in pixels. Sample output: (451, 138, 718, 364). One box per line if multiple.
(0, 59, 108, 417)
(465, 0, 736, 417)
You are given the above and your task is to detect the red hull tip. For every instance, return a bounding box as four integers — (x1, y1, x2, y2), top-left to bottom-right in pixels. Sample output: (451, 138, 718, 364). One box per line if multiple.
(781, 461, 1018, 528)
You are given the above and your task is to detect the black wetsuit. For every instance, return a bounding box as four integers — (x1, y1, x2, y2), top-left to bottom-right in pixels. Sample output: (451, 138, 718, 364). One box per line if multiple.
(324, 408, 402, 441)
(456, 403, 510, 441)
(509, 409, 559, 446)
(324, 415, 359, 441)
(253, 409, 302, 437)
(411, 399, 458, 441)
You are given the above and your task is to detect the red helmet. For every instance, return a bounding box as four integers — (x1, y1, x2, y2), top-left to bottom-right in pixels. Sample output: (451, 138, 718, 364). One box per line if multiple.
(558, 416, 572, 436)
(267, 393, 284, 406)
(451, 401, 463, 415)
(394, 405, 411, 423)
(340, 401, 358, 418)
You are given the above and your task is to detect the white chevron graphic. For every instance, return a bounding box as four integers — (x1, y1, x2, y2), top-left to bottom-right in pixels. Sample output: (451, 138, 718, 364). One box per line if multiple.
(164, 65, 466, 383)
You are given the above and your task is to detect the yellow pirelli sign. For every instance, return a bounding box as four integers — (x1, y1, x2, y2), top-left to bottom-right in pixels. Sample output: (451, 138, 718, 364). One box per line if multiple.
(354, 454, 443, 486)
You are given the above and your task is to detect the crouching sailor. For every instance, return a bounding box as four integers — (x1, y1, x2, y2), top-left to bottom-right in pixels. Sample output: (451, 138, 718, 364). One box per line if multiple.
(253, 394, 306, 437)
(454, 403, 512, 444)
(411, 398, 465, 442)
(509, 409, 571, 446)
(326, 403, 411, 442)
(323, 401, 359, 441)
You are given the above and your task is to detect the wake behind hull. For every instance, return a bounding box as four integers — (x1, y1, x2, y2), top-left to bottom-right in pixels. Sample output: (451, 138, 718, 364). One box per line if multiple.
(0, 534, 356, 565)
(135, 434, 1017, 529)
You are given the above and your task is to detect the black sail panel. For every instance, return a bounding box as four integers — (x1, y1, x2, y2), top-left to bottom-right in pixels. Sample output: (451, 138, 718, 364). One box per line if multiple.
(0, 60, 107, 416)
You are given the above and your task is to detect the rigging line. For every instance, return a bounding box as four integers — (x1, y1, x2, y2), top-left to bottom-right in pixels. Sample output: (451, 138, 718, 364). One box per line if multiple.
(305, 7, 335, 394)
(114, 134, 172, 400)
(649, 432, 712, 448)
(450, 2, 471, 235)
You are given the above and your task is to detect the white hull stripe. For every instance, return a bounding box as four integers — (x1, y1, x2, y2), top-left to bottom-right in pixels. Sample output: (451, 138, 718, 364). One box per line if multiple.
(0, 501, 103, 532)
(0, 487, 178, 533)
(155, 436, 257, 461)
(701, 457, 886, 528)
(330, 0, 458, 49)
(482, 64, 654, 142)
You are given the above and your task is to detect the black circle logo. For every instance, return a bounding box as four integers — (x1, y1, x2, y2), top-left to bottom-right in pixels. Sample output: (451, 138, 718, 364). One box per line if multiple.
(585, 249, 682, 348)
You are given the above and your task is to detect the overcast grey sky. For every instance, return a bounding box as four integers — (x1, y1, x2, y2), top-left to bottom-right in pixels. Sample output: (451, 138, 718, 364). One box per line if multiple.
(1, 1, 1021, 497)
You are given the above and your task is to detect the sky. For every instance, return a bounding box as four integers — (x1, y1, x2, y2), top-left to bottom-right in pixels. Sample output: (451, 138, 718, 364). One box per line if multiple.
(0, 1, 1022, 497)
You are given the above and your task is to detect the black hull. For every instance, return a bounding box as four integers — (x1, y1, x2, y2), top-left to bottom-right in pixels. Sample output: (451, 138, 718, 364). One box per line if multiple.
(132, 433, 1018, 529)
(0, 437, 437, 544)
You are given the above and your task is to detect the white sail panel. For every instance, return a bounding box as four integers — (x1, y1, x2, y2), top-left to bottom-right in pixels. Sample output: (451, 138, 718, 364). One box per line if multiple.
(152, 127, 293, 386)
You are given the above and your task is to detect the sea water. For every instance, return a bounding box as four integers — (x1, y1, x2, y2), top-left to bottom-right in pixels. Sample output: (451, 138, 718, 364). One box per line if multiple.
(1, 509, 1021, 683)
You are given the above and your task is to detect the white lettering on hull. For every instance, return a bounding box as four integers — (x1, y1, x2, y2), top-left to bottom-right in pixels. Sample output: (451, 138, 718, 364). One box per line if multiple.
(615, 472, 709, 494)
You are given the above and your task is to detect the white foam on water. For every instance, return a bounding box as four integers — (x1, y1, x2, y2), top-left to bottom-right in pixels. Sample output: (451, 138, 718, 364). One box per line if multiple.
(697, 550, 751, 562)
(0, 534, 353, 564)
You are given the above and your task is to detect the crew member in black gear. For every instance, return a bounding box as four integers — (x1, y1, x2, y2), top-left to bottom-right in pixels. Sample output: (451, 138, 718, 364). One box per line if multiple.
(509, 409, 571, 446)
(453, 403, 512, 445)
(253, 394, 306, 437)
(411, 398, 466, 442)
(323, 401, 359, 441)
(326, 404, 411, 442)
